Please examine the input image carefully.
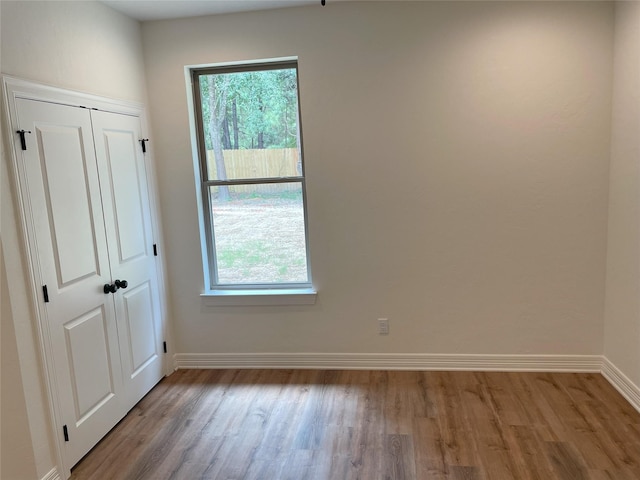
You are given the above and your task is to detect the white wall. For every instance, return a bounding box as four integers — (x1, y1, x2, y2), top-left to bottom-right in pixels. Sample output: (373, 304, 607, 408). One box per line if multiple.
(1, 240, 38, 480)
(1, 1, 148, 478)
(143, 2, 614, 356)
(604, 1, 640, 387)
(1, 0, 147, 102)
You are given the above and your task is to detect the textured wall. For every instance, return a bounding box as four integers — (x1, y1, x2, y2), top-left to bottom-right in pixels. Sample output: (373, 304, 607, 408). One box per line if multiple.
(143, 2, 614, 356)
(1, 241, 37, 480)
(604, 1, 640, 387)
(1, 0, 146, 102)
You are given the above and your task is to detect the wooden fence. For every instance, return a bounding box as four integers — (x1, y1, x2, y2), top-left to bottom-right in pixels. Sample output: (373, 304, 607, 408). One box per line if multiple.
(206, 148, 301, 194)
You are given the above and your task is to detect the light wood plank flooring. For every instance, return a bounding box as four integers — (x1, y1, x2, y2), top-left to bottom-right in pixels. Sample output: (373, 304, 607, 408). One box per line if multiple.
(70, 369, 640, 480)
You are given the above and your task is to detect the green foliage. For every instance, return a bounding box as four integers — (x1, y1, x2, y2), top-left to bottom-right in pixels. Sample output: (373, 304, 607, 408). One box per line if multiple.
(230, 190, 303, 202)
(200, 68, 299, 151)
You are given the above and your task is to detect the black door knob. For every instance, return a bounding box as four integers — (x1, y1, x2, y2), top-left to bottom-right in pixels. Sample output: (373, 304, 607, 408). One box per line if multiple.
(103, 283, 118, 294)
(115, 279, 128, 289)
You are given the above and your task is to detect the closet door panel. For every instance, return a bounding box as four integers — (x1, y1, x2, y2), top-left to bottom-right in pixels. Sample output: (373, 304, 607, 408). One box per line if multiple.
(15, 98, 125, 468)
(64, 307, 115, 419)
(38, 124, 99, 284)
(101, 128, 147, 262)
(92, 110, 164, 407)
(122, 282, 157, 374)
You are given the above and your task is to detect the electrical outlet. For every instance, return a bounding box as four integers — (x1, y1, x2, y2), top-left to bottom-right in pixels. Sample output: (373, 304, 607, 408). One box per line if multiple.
(378, 318, 389, 335)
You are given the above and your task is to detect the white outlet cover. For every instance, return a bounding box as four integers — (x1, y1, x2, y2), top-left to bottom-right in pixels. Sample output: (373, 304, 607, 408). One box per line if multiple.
(378, 318, 389, 335)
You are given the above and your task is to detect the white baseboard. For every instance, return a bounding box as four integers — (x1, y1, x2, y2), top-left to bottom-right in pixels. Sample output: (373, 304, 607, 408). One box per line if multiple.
(601, 357, 640, 413)
(174, 352, 602, 372)
(41, 467, 61, 480)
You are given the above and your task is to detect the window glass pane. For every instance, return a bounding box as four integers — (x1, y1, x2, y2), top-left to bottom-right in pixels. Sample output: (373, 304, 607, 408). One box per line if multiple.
(210, 183, 309, 285)
(199, 68, 302, 181)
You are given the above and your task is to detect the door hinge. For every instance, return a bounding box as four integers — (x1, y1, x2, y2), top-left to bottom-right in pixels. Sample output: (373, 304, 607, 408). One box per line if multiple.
(63, 425, 69, 442)
(43, 285, 49, 303)
(140, 138, 149, 153)
(16, 129, 32, 151)
(163, 341, 167, 354)
(153, 244, 158, 256)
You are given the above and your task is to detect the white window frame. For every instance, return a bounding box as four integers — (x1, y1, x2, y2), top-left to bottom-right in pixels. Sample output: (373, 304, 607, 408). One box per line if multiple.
(186, 58, 316, 306)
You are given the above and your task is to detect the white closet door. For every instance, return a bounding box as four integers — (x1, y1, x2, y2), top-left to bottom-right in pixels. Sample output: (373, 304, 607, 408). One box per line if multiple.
(15, 98, 126, 467)
(91, 110, 164, 408)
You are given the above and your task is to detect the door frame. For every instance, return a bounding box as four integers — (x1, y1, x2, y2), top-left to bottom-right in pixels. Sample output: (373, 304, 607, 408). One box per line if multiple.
(2, 75, 172, 478)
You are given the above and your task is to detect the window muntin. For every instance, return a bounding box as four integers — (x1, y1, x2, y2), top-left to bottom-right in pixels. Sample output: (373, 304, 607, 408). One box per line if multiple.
(192, 60, 311, 289)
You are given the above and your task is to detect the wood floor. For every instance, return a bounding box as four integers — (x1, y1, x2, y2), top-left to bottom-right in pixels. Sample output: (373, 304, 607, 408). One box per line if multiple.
(70, 369, 640, 480)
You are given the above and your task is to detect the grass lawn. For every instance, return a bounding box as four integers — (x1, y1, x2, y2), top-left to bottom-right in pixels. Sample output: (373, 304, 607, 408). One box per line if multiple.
(211, 192, 309, 284)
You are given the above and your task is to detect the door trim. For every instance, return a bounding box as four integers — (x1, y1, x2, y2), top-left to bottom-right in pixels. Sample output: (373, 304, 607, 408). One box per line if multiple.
(2, 75, 171, 478)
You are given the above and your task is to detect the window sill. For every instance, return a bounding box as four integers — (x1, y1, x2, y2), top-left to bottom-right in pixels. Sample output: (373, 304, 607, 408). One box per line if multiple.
(201, 288, 317, 306)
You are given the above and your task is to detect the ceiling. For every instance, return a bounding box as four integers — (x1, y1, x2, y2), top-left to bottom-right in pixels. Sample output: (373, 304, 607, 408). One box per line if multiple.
(100, 0, 320, 21)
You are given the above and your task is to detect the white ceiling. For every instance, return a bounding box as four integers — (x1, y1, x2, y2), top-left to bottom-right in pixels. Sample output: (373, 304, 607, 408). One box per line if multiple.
(100, 0, 320, 21)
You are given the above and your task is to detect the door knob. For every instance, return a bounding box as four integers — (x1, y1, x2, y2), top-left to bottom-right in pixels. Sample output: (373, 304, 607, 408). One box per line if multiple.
(115, 279, 128, 289)
(103, 283, 118, 294)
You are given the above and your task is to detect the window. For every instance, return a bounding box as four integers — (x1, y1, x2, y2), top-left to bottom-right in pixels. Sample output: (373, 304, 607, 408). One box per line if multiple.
(190, 59, 313, 297)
